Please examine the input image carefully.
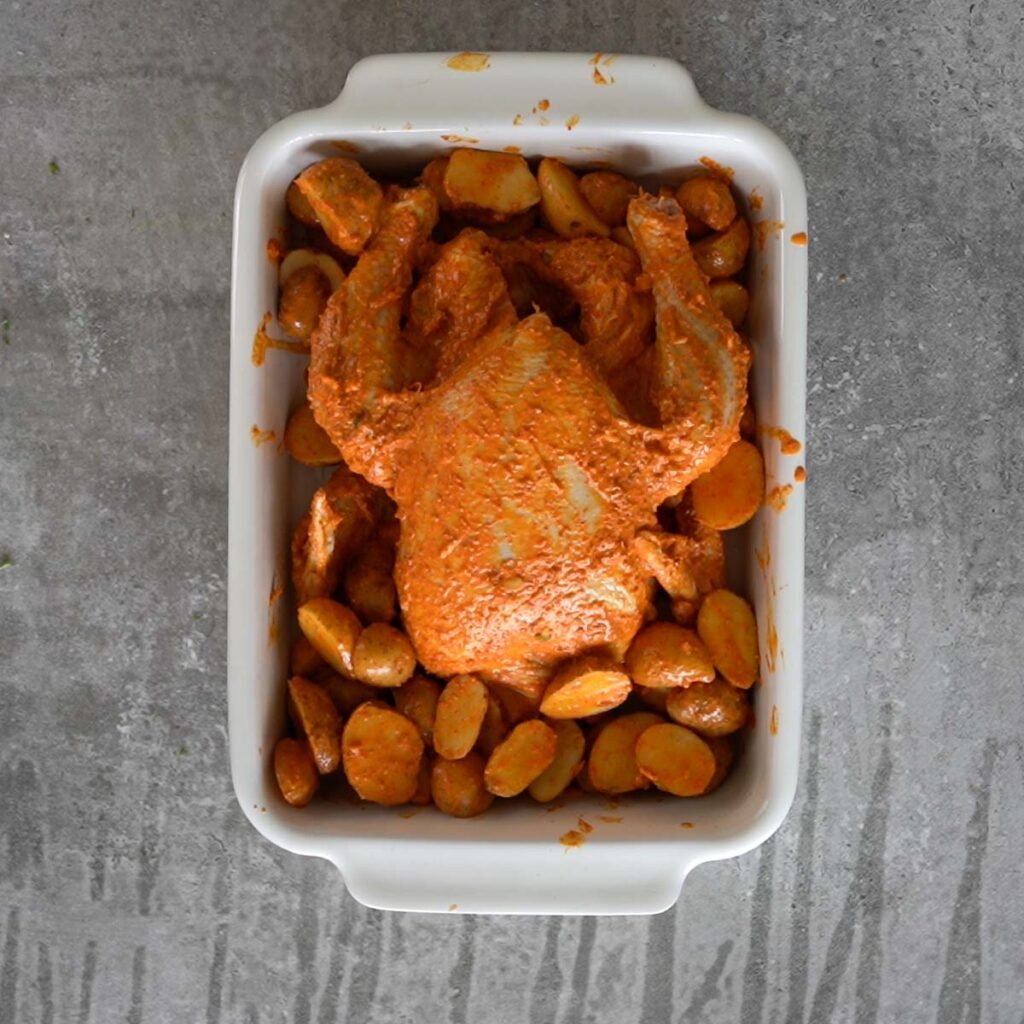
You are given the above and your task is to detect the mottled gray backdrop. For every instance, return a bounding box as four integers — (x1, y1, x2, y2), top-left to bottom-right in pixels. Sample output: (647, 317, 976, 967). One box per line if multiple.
(1, 0, 1022, 1021)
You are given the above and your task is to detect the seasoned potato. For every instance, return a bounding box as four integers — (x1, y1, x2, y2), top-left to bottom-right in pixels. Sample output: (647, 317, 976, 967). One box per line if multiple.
(676, 175, 737, 232)
(279, 248, 345, 292)
(527, 720, 585, 802)
(625, 622, 716, 688)
(315, 670, 377, 716)
(287, 676, 343, 774)
(697, 590, 759, 689)
(475, 693, 508, 756)
(690, 439, 765, 530)
(633, 684, 669, 713)
(692, 216, 751, 279)
(434, 675, 489, 760)
(342, 702, 424, 806)
(443, 149, 541, 215)
(286, 182, 320, 226)
(578, 171, 639, 227)
(703, 735, 735, 793)
(290, 635, 325, 676)
(278, 265, 330, 341)
(284, 403, 342, 467)
(610, 224, 636, 251)
(635, 723, 717, 796)
(491, 683, 543, 725)
(587, 712, 663, 794)
(709, 279, 750, 328)
(665, 677, 749, 737)
(739, 401, 757, 439)
(432, 752, 494, 817)
(484, 720, 558, 797)
(351, 623, 417, 688)
(410, 754, 434, 806)
(419, 156, 453, 211)
(297, 598, 362, 677)
(294, 157, 384, 255)
(343, 543, 397, 623)
(394, 674, 442, 742)
(274, 737, 320, 807)
(540, 656, 632, 718)
(537, 158, 611, 239)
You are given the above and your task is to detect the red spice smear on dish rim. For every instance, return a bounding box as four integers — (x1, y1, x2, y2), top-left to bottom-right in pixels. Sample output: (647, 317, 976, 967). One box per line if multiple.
(760, 425, 802, 455)
(764, 484, 793, 512)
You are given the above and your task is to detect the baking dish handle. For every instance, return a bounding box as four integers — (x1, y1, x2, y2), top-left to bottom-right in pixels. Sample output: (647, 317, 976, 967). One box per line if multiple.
(324, 52, 717, 130)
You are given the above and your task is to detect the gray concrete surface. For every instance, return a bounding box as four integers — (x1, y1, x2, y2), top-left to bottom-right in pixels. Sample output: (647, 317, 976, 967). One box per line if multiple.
(2, 0, 1023, 1021)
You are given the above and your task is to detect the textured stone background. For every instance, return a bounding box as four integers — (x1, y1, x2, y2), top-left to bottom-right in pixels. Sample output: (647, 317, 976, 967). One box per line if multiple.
(2, 1, 1023, 1021)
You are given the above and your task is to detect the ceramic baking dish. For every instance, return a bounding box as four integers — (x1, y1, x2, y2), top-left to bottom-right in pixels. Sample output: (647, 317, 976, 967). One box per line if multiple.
(228, 52, 807, 915)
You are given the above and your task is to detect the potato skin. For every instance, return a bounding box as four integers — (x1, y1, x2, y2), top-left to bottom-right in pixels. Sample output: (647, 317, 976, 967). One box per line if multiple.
(342, 702, 424, 806)
(696, 590, 759, 689)
(666, 677, 749, 737)
(432, 753, 494, 817)
(274, 738, 320, 807)
(484, 720, 558, 797)
(351, 623, 417, 688)
(625, 622, 716, 688)
(287, 676, 344, 774)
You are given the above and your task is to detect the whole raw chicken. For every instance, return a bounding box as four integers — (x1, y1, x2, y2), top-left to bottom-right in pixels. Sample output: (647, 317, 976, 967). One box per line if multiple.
(308, 187, 749, 696)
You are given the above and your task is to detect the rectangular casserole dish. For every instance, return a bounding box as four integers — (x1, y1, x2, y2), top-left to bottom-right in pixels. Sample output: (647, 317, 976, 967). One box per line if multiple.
(228, 52, 807, 916)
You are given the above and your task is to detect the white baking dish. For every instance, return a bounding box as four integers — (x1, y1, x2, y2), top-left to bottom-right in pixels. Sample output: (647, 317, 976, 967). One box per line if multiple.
(228, 52, 807, 915)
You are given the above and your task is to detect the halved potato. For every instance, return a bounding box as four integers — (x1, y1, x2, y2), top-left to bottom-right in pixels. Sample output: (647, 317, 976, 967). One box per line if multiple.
(274, 737, 320, 807)
(287, 676, 343, 774)
(676, 175, 737, 231)
(290, 635, 325, 676)
(294, 157, 383, 256)
(696, 590, 759, 689)
(692, 216, 751, 278)
(587, 712, 663, 794)
(394, 674, 442, 742)
(625, 622, 716, 688)
(666, 676, 748, 737)
(578, 171, 639, 226)
(484, 720, 558, 797)
(689, 440, 765, 530)
(315, 670, 377, 716)
(433, 675, 489, 760)
(343, 542, 397, 623)
(342, 702, 424, 806)
(284, 403, 342, 467)
(635, 723, 716, 796)
(351, 623, 417, 688)
(443, 149, 541, 215)
(297, 598, 362, 677)
(527, 720, 585, 803)
(286, 182, 320, 226)
(708, 279, 750, 328)
(475, 693, 508, 756)
(279, 248, 345, 292)
(537, 158, 611, 239)
(432, 752, 494, 818)
(540, 656, 631, 719)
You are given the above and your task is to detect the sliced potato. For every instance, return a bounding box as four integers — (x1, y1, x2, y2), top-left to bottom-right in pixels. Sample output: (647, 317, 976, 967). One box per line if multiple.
(625, 622, 716, 688)
(587, 712, 663, 794)
(692, 216, 751, 279)
(419, 156, 453, 211)
(527, 720, 585, 802)
(578, 171, 638, 227)
(709, 279, 750, 328)
(286, 182, 320, 226)
(696, 590, 759, 689)
(537, 158, 611, 239)
(297, 598, 362, 677)
(703, 735, 735, 793)
(491, 683, 543, 725)
(343, 545, 397, 623)
(279, 248, 345, 292)
(287, 676, 343, 774)
(666, 677, 749, 737)
(410, 754, 434, 806)
(351, 623, 417, 688)
(635, 723, 717, 796)
(294, 157, 384, 255)
(475, 693, 507, 756)
(540, 656, 632, 719)
(342, 702, 424, 806)
(431, 752, 494, 817)
(676, 175, 737, 232)
(278, 265, 330, 341)
(690, 440, 765, 530)
(394, 674, 442, 742)
(290, 635, 325, 676)
(633, 684, 669, 713)
(284, 403, 342, 467)
(443, 148, 541, 215)
(484, 720, 558, 797)
(274, 737, 320, 807)
(315, 669, 377, 715)
(434, 674, 489, 760)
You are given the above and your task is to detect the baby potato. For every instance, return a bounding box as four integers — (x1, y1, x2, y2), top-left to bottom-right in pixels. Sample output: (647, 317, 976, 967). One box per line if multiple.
(443, 148, 541, 215)
(703, 736, 735, 793)
(587, 712, 663, 794)
(420, 156, 453, 211)
(394, 674, 442, 742)
(287, 676, 344, 774)
(286, 181, 320, 226)
(290, 635, 325, 676)
(540, 656, 632, 719)
(676, 175, 738, 232)
(278, 265, 331, 341)
(284, 403, 342, 467)
(315, 669, 377, 716)
(279, 248, 345, 293)
(491, 683, 543, 725)
(298, 598, 362, 677)
(351, 623, 417, 688)
(434, 674, 490, 760)
(475, 693, 508, 756)
(294, 157, 384, 256)
(625, 622, 716, 688)
(274, 737, 320, 807)
(431, 752, 495, 817)
(690, 439, 765, 530)
(537, 158, 611, 239)
(527, 719, 585, 803)
(635, 723, 717, 796)
(484, 720, 559, 797)
(578, 171, 639, 226)
(692, 216, 751, 279)
(665, 676, 749, 737)
(697, 590, 759, 689)
(343, 549, 397, 624)
(410, 753, 434, 806)
(708, 279, 750, 328)
(633, 684, 669, 713)
(342, 702, 424, 806)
